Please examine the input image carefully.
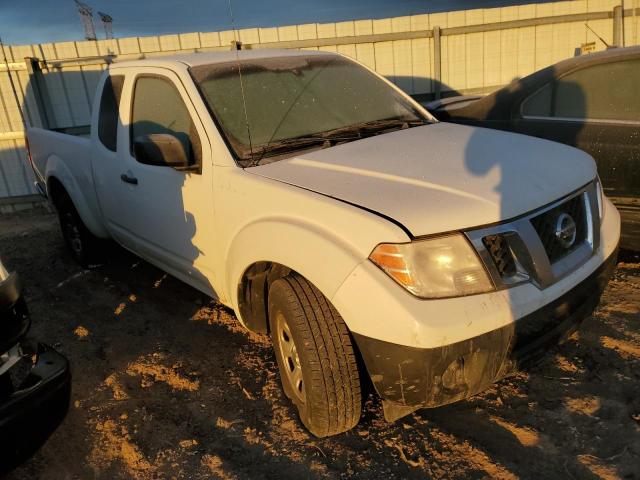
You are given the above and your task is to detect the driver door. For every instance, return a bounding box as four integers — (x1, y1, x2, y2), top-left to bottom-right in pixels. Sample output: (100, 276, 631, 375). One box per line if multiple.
(114, 67, 218, 296)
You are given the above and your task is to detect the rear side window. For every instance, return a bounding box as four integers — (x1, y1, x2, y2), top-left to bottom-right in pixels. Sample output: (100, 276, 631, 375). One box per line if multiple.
(98, 74, 124, 152)
(130, 76, 202, 166)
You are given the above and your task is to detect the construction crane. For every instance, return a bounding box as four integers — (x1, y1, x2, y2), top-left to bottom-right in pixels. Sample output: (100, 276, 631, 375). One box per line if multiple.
(98, 12, 114, 40)
(74, 0, 97, 41)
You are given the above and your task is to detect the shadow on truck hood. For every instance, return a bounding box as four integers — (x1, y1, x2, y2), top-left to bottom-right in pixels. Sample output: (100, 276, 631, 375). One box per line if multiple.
(250, 122, 597, 237)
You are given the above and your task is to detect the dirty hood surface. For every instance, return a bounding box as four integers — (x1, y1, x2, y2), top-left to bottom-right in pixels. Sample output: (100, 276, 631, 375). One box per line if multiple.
(249, 122, 596, 237)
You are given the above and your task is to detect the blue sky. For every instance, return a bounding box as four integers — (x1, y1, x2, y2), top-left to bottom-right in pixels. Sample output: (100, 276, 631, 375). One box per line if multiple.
(0, 0, 552, 46)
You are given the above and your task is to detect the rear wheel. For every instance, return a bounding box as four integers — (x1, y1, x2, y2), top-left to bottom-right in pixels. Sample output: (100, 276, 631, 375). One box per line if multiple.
(268, 273, 361, 437)
(57, 195, 101, 267)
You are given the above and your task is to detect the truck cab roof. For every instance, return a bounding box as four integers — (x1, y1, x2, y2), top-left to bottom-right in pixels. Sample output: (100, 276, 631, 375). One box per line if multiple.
(108, 48, 331, 70)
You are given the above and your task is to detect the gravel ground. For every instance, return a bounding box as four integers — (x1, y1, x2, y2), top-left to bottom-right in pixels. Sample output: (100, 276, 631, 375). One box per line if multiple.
(1, 210, 639, 480)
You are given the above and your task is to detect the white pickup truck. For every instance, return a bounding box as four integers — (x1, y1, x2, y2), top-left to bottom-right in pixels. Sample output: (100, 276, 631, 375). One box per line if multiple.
(27, 49, 620, 437)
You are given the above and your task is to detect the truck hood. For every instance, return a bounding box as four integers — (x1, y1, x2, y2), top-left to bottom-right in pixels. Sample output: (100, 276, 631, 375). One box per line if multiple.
(249, 122, 597, 237)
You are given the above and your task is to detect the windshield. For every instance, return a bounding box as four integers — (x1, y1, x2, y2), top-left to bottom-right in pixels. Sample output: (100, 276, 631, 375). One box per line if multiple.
(191, 53, 432, 166)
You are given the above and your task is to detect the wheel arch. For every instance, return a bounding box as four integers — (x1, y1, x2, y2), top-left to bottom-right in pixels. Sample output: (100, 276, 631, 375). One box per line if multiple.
(227, 218, 367, 334)
(45, 157, 109, 238)
(46, 175, 70, 209)
(236, 261, 291, 334)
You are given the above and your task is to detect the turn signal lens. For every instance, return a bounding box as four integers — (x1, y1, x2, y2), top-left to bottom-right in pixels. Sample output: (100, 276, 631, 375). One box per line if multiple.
(369, 234, 494, 299)
(369, 243, 412, 286)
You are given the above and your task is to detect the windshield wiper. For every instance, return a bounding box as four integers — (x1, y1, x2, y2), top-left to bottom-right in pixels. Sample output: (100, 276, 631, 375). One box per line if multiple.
(248, 118, 429, 167)
(250, 133, 366, 166)
(249, 136, 329, 166)
(328, 118, 428, 136)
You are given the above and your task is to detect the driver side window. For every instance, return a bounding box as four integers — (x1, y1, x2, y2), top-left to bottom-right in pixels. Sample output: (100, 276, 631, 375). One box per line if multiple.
(130, 75, 202, 168)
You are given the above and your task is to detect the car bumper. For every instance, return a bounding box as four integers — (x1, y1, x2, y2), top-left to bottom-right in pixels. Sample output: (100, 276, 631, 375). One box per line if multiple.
(352, 249, 617, 421)
(0, 343, 71, 463)
(0, 272, 71, 467)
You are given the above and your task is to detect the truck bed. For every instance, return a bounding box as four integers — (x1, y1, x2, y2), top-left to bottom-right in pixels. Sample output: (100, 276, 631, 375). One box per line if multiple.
(27, 127, 106, 238)
(28, 128, 92, 185)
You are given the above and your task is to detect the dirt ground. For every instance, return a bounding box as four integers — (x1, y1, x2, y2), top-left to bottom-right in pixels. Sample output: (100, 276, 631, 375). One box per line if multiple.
(1, 210, 639, 479)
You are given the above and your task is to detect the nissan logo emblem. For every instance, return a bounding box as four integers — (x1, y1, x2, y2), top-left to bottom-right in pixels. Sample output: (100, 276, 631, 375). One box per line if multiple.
(555, 213, 577, 248)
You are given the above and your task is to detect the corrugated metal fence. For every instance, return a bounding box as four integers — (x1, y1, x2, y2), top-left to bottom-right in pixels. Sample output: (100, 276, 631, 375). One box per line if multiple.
(1, 0, 638, 209)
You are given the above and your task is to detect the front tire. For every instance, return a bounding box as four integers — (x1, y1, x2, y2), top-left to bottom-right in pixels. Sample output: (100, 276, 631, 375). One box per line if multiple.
(268, 273, 361, 437)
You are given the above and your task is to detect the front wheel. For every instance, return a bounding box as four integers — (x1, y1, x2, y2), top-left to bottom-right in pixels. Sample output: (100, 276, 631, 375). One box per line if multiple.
(268, 273, 361, 437)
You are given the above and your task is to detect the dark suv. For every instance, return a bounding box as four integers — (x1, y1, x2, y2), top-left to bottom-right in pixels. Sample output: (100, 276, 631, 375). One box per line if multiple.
(427, 46, 640, 250)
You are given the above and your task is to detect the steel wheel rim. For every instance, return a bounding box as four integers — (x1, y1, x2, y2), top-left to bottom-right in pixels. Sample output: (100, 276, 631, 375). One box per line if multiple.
(63, 213, 83, 256)
(275, 311, 306, 404)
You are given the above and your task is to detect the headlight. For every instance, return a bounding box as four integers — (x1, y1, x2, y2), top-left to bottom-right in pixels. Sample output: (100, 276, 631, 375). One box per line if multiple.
(369, 233, 494, 299)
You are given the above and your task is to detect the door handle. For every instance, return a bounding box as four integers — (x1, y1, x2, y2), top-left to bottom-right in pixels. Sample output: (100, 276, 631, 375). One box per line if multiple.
(120, 173, 138, 185)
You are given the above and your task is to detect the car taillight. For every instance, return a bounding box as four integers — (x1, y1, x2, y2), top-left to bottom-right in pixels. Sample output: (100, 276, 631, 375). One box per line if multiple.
(25, 137, 34, 169)
(25, 137, 45, 187)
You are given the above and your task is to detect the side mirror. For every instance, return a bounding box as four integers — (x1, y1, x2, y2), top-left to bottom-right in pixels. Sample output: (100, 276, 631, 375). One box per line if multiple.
(133, 133, 191, 168)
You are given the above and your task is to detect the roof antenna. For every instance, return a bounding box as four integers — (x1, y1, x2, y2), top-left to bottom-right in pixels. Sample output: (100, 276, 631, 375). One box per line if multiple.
(227, 0, 254, 164)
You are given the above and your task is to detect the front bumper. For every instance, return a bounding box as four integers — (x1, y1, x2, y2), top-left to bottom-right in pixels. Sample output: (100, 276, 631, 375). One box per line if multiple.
(353, 250, 618, 421)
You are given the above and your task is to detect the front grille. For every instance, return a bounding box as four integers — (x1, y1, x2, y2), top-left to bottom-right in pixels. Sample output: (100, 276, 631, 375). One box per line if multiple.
(530, 194, 587, 263)
(467, 182, 597, 291)
(483, 234, 517, 277)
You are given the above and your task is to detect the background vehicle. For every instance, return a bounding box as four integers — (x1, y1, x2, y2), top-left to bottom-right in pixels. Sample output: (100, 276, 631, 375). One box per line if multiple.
(0, 257, 70, 472)
(27, 50, 620, 436)
(425, 46, 640, 251)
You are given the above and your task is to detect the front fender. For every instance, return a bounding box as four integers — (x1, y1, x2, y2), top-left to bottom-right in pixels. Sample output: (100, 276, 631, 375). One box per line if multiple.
(225, 216, 365, 325)
(46, 156, 109, 238)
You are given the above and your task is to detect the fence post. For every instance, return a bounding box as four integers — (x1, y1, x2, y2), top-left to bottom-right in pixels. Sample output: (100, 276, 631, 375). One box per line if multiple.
(24, 57, 53, 129)
(433, 26, 442, 100)
(613, 5, 624, 46)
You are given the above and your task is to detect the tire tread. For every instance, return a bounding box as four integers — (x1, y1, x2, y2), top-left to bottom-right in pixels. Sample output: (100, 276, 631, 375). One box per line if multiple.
(269, 273, 361, 437)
